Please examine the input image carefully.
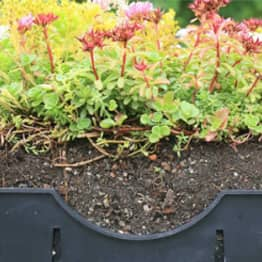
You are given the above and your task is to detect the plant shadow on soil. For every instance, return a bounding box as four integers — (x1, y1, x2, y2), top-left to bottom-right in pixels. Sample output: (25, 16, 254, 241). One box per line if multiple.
(0, 138, 261, 235)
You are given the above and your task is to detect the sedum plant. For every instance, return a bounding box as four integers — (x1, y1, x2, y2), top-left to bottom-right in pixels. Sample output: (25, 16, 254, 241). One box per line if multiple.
(0, 0, 261, 157)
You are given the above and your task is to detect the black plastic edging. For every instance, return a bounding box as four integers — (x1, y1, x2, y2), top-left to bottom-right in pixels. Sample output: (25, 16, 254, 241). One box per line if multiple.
(0, 189, 262, 262)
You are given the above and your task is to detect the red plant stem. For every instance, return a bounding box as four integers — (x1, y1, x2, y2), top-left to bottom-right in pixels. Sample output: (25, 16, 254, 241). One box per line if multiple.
(121, 41, 127, 77)
(225, 59, 242, 77)
(192, 75, 199, 103)
(19, 35, 26, 50)
(131, 45, 137, 64)
(155, 23, 163, 69)
(89, 49, 99, 81)
(216, 37, 220, 68)
(184, 31, 201, 70)
(142, 71, 150, 88)
(231, 59, 241, 68)
(43, 26, 55, 73)
(192, 89, 198, 104)
(234, 80, 238, 89)
(209, 35, 220, 93)
(208, 72, 218, 93)
(246, 75, 261, 97)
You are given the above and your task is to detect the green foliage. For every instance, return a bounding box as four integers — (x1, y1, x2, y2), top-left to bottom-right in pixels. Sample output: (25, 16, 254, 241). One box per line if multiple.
(0, 0, 261, 156)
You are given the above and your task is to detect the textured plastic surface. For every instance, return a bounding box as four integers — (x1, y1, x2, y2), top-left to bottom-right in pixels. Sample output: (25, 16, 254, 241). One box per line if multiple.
(0, 189, 262, 262)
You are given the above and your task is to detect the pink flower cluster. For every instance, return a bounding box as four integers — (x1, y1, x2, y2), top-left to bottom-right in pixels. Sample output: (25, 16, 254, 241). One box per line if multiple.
(78, 22, 142, 51)
(208, 13, 231, 34)
(125, 2, 153, 21)
(189, 0, 230, 18)
(221, 17, 262, 53)
(242, 18, 262, 32)
(92, 0, 127, 10)
(77, 30, 105, 52)
(110, 22, 142, 43)
(34, 13, 58, 27)
(92, 0, 112, 10)
(241, 34, 262, 54)
(17, 13, 58, 33)
(125, 2, 163, 24)
(17, 14, 34, 33)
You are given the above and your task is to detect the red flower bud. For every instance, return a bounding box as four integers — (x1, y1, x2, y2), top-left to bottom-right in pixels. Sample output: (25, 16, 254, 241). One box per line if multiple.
(135, 60, 148, 72)
(150, 8, 163, 24)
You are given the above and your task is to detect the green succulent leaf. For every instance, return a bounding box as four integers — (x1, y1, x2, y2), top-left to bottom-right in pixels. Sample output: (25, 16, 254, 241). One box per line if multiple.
(149, 133, 160, 143)
(43, 93, 59, 110)
(76, 118, 91, 130)
(108, 99, 118, 111)
(141, 114, 151, 125)
(100, 118, 116, 129)
(152, 112, 163, 123)
(179, 101, 200, 123)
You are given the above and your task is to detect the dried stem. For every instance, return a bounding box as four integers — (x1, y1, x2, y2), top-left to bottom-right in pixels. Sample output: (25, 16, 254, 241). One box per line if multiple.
(93, 126, 195, 136)
(11, 130, 51, 152)
(53, 155, 105, 167)
(87, 137, 114, 158)
(93, 126, 150, 134)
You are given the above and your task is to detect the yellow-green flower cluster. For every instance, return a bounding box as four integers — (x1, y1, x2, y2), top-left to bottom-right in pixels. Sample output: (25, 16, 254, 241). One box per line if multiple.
(0, 0, 117, 60)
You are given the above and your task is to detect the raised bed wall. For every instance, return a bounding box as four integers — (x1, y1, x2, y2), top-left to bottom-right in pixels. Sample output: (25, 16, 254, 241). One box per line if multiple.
(0, 189, 261, 262)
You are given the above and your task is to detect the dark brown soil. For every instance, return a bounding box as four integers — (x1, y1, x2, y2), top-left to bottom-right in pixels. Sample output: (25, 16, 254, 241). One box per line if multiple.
(0, 139, 261, 235)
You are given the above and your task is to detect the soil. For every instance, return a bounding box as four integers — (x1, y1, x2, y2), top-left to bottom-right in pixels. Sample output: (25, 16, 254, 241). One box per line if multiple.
(0, 139, 261, 235)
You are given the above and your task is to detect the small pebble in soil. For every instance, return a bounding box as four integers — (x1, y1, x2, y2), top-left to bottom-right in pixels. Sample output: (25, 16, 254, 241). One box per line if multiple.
(233, 172, 239, 177)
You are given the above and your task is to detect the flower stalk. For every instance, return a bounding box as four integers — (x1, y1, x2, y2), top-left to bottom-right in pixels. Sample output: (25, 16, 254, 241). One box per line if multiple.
(246, 74, 261, 97)
(34, 13, 58, 73)
(110, 22, 142, 77)
(225, 59, 242, 77)
(151, 8, 163, 51)
(43, 25, 55, 73)
(17, 14, 35, 51)
(184, 30, 201, 70)
(77, 30, 105, 81)
(90, 49, 99, 81)
(121, 41, 128, 77)
(143, 72, 150, 88)
(209, 34, 220, 93)
(155, 23, 161, 50)
(135, 60, 150, 88)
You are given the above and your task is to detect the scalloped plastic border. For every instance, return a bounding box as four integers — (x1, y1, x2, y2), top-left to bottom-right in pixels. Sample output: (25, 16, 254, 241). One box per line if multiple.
(0, 188, 261, 241)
